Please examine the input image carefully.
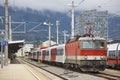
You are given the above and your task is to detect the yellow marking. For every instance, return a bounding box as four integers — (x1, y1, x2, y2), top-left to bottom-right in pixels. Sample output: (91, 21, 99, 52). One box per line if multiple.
(24, 65, 41, 80)
(17, 58, 50, 80)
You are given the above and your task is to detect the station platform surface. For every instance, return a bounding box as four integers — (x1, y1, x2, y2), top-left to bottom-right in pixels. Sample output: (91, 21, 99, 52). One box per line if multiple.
(0, 64, 49, 80)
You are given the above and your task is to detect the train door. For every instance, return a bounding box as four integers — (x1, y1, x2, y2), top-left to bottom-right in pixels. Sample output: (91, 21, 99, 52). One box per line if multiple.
(42, 50, 46, 61)
(51, 48, 57, 62)
(46, 49, 50, 61)
(37, 51, 39, 60)
(33, 52, 35, 59)
(39, 51, 42, 60)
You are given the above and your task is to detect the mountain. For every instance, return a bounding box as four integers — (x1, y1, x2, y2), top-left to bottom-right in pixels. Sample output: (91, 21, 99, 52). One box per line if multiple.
(108, 15, 120, 40)
(0, 6, 120, 44)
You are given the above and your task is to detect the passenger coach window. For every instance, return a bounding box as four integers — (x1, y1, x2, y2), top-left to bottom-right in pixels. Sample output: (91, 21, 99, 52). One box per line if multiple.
(46, 51, 49, 56)
(39, 52, 41, 56)
(57, 49, 63, 55)
(60, 49, 63, 55)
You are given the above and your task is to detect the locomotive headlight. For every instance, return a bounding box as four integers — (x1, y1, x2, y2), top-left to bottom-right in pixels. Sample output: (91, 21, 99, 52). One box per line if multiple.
(84, 56, 88, 59)
(100, 56, 104, 59)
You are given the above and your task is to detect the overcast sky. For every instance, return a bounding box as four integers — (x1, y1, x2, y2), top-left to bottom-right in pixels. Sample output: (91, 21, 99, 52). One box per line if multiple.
(0, 0, 120, 15)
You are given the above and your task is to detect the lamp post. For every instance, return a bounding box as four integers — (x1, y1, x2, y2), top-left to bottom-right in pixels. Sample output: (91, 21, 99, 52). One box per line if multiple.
(43, 22, 53, 46)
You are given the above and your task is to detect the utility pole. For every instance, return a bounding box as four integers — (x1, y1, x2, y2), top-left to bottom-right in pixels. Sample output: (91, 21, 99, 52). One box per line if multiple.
(56, 20, 60, 44)
(9, 16, 12, 41)
(71, 1, 75, 39)
(68, 0, 84, 39)
(48, 23, 51, 46)
(5, 0, 9, 66)
(63, 30, 67, 44)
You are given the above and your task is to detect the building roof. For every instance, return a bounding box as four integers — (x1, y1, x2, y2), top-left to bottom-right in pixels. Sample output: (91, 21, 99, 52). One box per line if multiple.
(8, 40, 25, 55)
(42, 40, 56, 47)
(9, 40, 25, 44)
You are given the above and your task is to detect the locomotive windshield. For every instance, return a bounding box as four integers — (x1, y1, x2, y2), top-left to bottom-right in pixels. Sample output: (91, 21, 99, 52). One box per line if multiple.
(82, 41, 93, 48)
(81, 40, 106, 49)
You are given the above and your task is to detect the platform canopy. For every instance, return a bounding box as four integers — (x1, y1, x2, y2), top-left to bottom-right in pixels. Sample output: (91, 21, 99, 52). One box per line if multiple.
(8, 40, 25, 54)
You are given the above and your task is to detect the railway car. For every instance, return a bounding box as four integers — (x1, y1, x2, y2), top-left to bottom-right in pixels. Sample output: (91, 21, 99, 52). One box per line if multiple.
(65, 35, 107, 72)
(40, 44, 66, 64)
(42, 47, 51, 62)
(50, 44, 66, 64)
(34, 48, 40, 60)
(30, 48, 40, 60)
(29, 50, 34, 59)
(30, 49, 36, 60)
(107, 43, 120, 68)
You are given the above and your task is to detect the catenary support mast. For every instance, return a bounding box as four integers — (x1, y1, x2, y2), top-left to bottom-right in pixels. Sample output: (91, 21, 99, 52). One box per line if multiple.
(5, 0, 9, 66)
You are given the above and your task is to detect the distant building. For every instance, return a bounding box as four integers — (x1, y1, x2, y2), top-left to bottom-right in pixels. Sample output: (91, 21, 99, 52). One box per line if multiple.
(75, 10, 108, 40)
(16, 43, 34, 56)
(39, 40, 56, 48)
(23, 44, 34, 53)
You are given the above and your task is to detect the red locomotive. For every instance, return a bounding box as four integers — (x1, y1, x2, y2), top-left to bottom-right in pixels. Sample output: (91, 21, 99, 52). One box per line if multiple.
(65, 35, 107, 72)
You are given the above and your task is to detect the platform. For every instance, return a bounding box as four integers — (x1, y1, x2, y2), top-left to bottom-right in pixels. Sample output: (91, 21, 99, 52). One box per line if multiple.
(0, 64, 50, 80)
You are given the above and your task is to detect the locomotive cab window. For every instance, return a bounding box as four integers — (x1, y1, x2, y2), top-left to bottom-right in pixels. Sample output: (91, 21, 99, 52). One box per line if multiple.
(94, 41, 106, 49)
(81, 41, 93, 49)
(100, 42, 105, 49)
(81, 40, 106, 49)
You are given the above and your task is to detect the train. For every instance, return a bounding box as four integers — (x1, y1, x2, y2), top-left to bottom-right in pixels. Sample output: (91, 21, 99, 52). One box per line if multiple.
(107, 43, 120, 68)
(29, 35, 107, 72)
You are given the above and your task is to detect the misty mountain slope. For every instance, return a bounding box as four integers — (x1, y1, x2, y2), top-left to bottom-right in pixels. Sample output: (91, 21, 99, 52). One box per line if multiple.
(0, 6, 71, 43)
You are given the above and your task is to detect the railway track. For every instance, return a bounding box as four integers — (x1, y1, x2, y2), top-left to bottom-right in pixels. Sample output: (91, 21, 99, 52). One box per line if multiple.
(69, 67, 120, 80)
(18, 58, 68, 80)
(10, 58, 21, 64)
(90, 72, 120, 80)
(18, 58, 120, 80)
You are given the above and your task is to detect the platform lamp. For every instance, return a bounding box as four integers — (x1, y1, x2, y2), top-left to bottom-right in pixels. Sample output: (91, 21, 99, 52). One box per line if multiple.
(43, 22, 53, 47)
